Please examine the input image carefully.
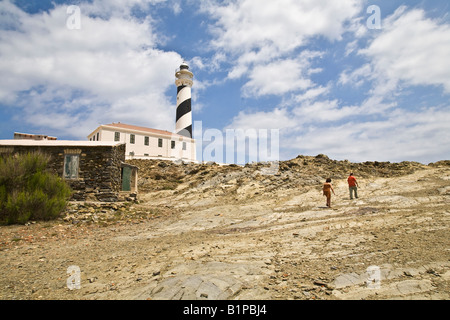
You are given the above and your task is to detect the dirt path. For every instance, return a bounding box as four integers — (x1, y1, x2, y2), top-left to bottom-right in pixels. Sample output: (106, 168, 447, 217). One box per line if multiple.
(0, 166, 449, 300)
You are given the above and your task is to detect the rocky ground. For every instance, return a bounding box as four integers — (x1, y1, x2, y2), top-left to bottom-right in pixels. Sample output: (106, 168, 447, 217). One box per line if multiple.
(0, 155, 449, 300)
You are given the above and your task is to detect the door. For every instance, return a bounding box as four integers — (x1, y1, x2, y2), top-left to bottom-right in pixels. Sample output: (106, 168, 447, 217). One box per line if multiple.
(121, 166, 132, 191)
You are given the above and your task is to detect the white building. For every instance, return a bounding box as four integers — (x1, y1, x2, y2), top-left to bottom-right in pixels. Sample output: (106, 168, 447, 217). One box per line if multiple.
(87, 122, 196, 162)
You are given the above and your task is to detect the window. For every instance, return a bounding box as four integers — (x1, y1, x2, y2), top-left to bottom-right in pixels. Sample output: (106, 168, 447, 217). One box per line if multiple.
(144, 136, 149, 146)
(182, 142, 187, 150)
(171, 141, 175, 149)
(130, 134, 135, 144)
(114, 132, 120, 141)
(63, 155, 79, 179)
(96, 132, 99, 141)
(158, 138, 163, 148)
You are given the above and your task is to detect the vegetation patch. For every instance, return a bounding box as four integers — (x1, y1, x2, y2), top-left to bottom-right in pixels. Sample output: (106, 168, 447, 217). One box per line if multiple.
(0, 152, 72, 225)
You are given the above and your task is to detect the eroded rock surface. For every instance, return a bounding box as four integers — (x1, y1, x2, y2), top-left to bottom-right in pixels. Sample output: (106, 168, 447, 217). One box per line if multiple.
(1, 156, 449, 300)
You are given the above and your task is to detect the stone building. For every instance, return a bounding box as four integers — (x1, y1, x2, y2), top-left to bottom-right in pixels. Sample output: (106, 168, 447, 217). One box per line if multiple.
(0, 140, 138, 202)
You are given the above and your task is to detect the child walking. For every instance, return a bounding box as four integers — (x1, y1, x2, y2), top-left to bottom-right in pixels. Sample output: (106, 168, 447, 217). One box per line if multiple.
(323, 178, 335, 208)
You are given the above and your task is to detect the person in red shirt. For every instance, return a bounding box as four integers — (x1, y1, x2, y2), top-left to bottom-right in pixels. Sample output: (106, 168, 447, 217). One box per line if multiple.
(347, 173, 359, 199)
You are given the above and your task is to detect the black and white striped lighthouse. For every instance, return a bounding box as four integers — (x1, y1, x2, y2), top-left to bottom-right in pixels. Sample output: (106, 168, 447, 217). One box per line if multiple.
(175, 62, 193, 138)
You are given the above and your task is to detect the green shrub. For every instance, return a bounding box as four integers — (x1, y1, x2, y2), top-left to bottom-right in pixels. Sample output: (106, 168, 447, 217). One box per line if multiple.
(0, 152, 72, 225)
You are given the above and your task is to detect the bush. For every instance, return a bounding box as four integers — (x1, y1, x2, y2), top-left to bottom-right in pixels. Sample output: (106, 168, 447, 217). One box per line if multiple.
(0, 152, 72, 225)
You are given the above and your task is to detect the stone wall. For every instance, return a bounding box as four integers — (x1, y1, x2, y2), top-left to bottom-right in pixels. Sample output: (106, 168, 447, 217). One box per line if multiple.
(0, 143, 126, 202)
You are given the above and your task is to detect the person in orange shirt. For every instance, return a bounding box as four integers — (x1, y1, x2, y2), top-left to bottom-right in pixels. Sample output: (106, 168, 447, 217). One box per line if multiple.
(323, 178, 335, 208)
(347, 173, 359, 199)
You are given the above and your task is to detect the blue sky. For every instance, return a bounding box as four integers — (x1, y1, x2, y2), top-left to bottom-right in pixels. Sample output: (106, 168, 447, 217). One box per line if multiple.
(0, 0, 449, 164)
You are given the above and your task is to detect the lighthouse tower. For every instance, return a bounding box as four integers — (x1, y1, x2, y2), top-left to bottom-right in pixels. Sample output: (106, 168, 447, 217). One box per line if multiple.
(175, 62, 193, 138)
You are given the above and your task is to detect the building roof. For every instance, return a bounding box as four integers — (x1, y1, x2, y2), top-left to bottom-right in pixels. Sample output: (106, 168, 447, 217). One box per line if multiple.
(14, 132, 57, 140)
(104, 123, 174, 136)
(89, 122, 194, 141)
(0, 140, 124, 147)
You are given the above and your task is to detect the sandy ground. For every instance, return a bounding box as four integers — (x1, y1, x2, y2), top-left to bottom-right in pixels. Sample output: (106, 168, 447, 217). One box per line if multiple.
(0, 164, 449, 300)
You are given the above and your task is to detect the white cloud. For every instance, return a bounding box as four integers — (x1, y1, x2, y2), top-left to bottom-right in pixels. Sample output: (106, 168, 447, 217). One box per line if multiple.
(170, 1, 182, 15)
(203, 0, 363, 96)
(228, 98, 360, 135)
(80, 0, 166, 19)
(239, 50, 324, 97)
(226, 95, 450, 163)
(359, 6, 450, 95)
(293, 100, 360, 123)
(338, 63, 372, 87)
(0, 0, 182, 138)
(226, 108, 296, 131)
(205, 0, 362, 54)
(290, 106, 450, 163)
(291, 85, 330, 103)
(242, 58, 313, 97)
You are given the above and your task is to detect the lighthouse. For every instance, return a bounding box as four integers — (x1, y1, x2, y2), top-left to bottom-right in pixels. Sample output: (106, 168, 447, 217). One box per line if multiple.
(175, 62, 193, 138)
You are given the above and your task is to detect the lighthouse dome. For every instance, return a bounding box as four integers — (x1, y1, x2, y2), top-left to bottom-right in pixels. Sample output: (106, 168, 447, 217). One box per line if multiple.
(180, 62, 189, 70)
